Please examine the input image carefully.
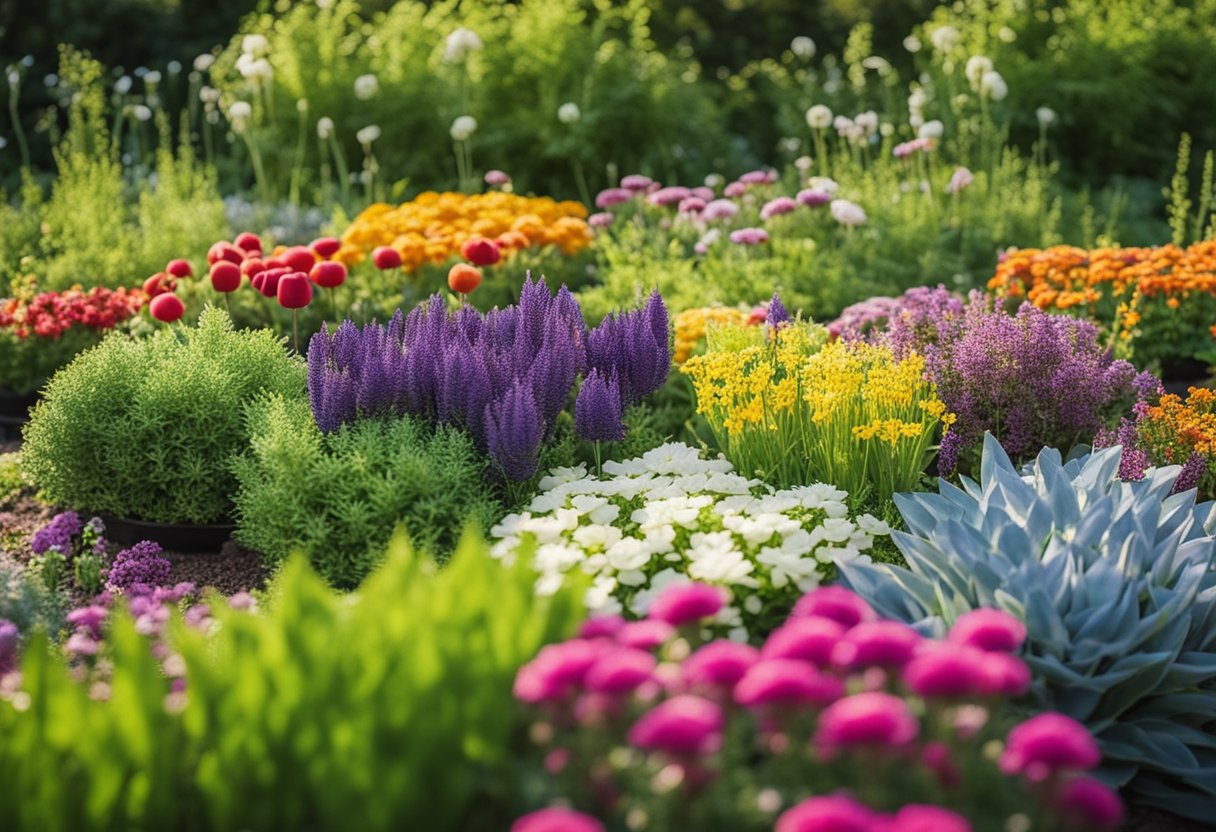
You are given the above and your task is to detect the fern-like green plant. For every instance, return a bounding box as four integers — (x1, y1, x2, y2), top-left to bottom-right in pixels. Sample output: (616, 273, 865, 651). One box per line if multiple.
(233, 395, 501, 588)
(22, 308, 304, 524)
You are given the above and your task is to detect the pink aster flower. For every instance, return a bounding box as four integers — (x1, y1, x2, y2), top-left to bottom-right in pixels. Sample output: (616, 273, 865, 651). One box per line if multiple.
(484, 169, 511, 187)
(729, 227, 769, 246)
(513, 639, 600, 704)
(815, 691, 920, 756)
(947, 166, 974, 194)
(678, 196, 707, 214)
(691, 186, 715, 201)
(511, 807, 604, 832)
(791, 586, 876, 629)
(66, 605, 109, 639)
(775, 794, 876, 832)
(901, 643, 987, 699)
(760, 196, 798, 220)
(617, 620, 676, 651)
(595, 188, 632, 208)
(831, 621, 921, 670)
(588, 212, 614, 228)
(874, 804, 972, 832)
(796, 188, 831, 207)
(584, 647, 656, 695)
(628, 694, 724, 756)
(734, 659, 845, 710)
(620, 174, 654, 191)
(681, 640, 759, 692)
(978, 651, 1032, 697)
(64, 631, 100, 657)
(648, 186, 692, 207)
(761, 616, 846, 667)
(739, 168, 778, 185)
(1056, 776, 1125, 831)
(947, 608, 1026, 653)
(579, 615, 625, 640)
(648, 582, 727, 627)
(702, 199, 740, 221)
(1000, 713, 1101, 780)
(724, 181, 747, 198)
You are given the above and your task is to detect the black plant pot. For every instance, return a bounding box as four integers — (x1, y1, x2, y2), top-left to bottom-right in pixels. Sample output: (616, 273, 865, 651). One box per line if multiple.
(0, 389, 39, 441)
(1159, 357, 1212, 397)
(101, 514, 235, 553)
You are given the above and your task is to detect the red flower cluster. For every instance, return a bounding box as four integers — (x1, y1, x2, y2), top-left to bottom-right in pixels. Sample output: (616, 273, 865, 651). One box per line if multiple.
(0, 286, 145, 340)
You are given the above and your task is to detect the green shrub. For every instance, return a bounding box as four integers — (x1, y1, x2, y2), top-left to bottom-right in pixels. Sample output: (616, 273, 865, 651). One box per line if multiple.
(0, 453, 25, 503)
(233, 395, 500, 588)
(842, 436, 1216, 820)
(0, 533, 585, 831)
(0, 554, 63, 637)
(22, 307, 304, 524)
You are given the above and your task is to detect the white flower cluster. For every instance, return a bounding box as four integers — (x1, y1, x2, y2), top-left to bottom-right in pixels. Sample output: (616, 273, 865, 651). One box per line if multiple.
(490, 443, 890, 641)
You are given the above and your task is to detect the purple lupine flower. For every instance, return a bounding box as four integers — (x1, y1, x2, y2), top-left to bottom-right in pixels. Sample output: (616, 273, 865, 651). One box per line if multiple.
(30, 511, 82, 555)
(486, 382, 546, 481)
(530, 335, 580, 430)
(766, 292, 791, 328)
(575, 369, 626, 442)
(107, 541, 172, 592)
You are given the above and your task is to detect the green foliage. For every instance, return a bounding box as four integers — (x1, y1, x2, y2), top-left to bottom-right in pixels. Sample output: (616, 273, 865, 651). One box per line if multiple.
(232, 395, 500, 588)
(0, 327, 112, 396)
(0, 554, 63, 636)
(0, 533, 585, 831)
(842, 436, 1216, 820)
(0, 453, 26, 503)
(72, 551, 103, 596)
(22, 307, 304, 524)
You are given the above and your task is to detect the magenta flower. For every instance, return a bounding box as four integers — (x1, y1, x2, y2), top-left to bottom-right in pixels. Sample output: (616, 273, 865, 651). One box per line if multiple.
(579, 615, 625, 640)
(702, 199, 739, 221)
(814, 692, 919, 755)
(628, 694, 724, 756)
(484, 169, 512, 187)
(64, 631, 100, 658)
(921, 741, 962, 788)
(648, 582, 727, 627)
(795, 188, 831, 207)
(729, 227, 769, 246)
(775, 794, 876, 832)
(760, 196, 798, 220)
(761, 616, 846, 667)
(947, 166, 974, 194)
(1056, 776, 1125, 831)
(617, 619, 676, 651)
(588, 212, 614, 228)
(947, 608, 1026, 653)
(831, 621, 921, 670)
(678, 196, 707, 214)
(978, 651, 1031, 696)
(648, 186, 692, 207)
(66, 605, 109, 639)
(511, 807, 604, 832)
(584, 648, 656, 695)
(595, 188, 632, 208)
(791, 586, 876, 629)
(681, 640, 759, 692)
(723, 181, 747, 198)
(1000, 713, 1101, 780)
(0, 620, 18, 675)
(620, 174, 654, 192)
(901, 643, 987, 699)
(739, 168, 778, 185)
(874, 804, 972, 832)
(734, 659, 845, 710)
(513, 639, 600, 704)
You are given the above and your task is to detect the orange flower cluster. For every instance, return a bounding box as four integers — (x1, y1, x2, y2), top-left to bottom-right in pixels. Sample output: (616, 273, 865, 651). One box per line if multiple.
(336, 191, 593, 273)
(1141, 387, 1216, 460)
(989, 241, 1216, 308)
(673, 306, 752, 364)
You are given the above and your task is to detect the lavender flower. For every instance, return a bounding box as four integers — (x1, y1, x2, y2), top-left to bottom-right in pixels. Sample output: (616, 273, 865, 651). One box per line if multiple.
(30, 512, 82, 555)
(486, 382, 546, 481)
(575, 370, 626, 442)
(766, 292, 791, 328)
(107, 541, 172, 592)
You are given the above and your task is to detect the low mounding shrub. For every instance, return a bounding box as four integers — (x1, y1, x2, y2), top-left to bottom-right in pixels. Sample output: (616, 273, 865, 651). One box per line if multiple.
(841, 435, 1216, 820)
(233, 395, 500, 587)
(0, 534, 584, 831)
(489, 442, 891, 640)
(511, 581, 1123, 832)
(22, 307, 304, 524)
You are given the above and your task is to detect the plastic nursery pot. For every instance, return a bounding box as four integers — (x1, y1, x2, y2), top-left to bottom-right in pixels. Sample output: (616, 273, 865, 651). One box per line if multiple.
(1159, 356, 1212, 397)
(100, 514, 236, 554)
(0, 389, 40, 440)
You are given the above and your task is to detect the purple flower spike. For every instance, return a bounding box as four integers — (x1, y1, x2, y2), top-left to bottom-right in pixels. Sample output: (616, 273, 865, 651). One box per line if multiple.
(575, 370, 626, 442)
(766, 292, 791, 328)
(486, 382, 546, 481)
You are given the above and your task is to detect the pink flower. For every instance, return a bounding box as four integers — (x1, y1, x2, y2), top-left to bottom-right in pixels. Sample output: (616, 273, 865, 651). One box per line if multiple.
(791, 586, 876, 629)
(901, 643, 986, 699)
(921, 741, 961, 788)
(829, 199, 867, 227)
(947, 166, 974, 194)
(513, 639, 600, 704)
(893, 137, 935, 158)
(724, 181, 747, 198)
(729, 227, 769, 246)
(588, 212, 614, 228)
(584, 648, 656, 695)
(734, 659, 844, 710)
(681, 641, 759, 692)
(66, 605, 109, 639)
(796, 188, 831, 207)
(739, 168, 778, 185)
(762, 616, 846, 667)
(678, 196, 707, 214)
(228, 592, 257, 611)
(701, 199, 740, 221)
(595, 188, 632, 208)
(691, 186, 715, 201)
(831, 621, 921, 670)
(617, 620, 676, 651)
(484, 169, 512, 186)
(620, 174, 654, 192)
(874, 804, 972, 832)
(579, 615, 625, 640)
(947, 608, 1026, 653)
(648, 582, 727, 626)
(511, 807, 604, 832)
(775, 794, 876, 832)
(628, 694, 724, 756)
(64, 631, 100, 657)
(815, 692, 919, 755)
(1000, 713, 1101, 780)
(760, 196, 798, 220)
(648, 186, 692, 207)
(1056, 776, 1125, 831)
(978, 651, 1031, 696)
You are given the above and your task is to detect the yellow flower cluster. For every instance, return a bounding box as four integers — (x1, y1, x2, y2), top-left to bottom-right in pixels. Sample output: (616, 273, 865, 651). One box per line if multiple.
(336, 191, 593, 273)
(852, 419, 923, 444)
(673, 306, 752, 364)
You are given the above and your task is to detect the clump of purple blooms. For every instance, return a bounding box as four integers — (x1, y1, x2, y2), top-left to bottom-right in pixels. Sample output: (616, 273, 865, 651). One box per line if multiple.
(30, 511, 82, 555)
(1093, 404, 1206, 496)
(308, 277, 670, 481)
(106, 541, 172, 593)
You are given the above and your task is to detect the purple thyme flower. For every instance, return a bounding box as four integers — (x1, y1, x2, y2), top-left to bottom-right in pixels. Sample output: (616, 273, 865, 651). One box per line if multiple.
(486, 382, 546, 481)
(30, 511, 82, 555)
(1173, 453, 1206, 495)
(575, 369, 627, 442)
(107, 541, 172, 592)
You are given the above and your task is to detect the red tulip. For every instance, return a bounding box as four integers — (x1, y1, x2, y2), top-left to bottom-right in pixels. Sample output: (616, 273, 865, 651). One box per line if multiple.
(240, 258, 267, 278)
(310, 237, 342, 259)
(207, 242, 245, 266)
(255, 267, 290, 298)
(372, 246, 403, 270)
(209, 261, 242, 293)
(263, 256, 288, 270)
(448, 263, 482, 295)
(234, 232, 263, 253)
(149, 293, 185, 323)
(310, 261, 348, 289)
(460, 236, 501, 267)
(282, 246, 317, 273)
(143, 273, 174, 297)
(165, 258, 193, 278)
(277, 272, 313, 309)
